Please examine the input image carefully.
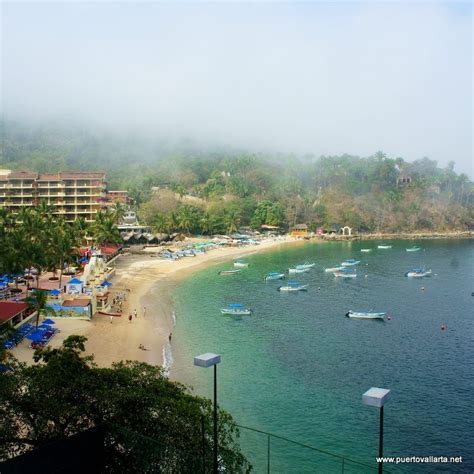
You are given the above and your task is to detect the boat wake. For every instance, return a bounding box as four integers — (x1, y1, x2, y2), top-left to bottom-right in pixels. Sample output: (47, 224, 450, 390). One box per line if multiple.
(162, 342, 173, 377)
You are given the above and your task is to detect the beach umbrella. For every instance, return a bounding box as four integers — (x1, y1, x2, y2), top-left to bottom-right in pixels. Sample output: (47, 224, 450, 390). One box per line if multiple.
(26, 329, 47, 341)
(42, 319, 55, 325)
(102, 281, 112, 287)
(50, 289, 61, 295)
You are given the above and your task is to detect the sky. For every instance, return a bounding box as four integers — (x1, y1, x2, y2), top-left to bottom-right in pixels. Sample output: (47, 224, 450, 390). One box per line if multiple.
(1, 2, 472, 176)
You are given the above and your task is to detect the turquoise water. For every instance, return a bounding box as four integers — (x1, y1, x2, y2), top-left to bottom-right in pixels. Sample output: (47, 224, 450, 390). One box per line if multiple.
(169, 240, 474, 473)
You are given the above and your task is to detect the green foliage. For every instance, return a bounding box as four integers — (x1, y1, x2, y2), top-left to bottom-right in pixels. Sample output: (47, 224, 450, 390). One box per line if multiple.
(0, 337, 251, 472)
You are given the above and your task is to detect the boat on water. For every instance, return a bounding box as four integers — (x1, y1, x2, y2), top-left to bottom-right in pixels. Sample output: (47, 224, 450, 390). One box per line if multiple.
(221, 304, 252, 316)
(334, 268, 357, 278)
(360, 249, 372, 253)
(345, 310, 386, 320)
(405, 268, 432, 278)
(278, 281, 309, 292)
(288, 267, 310, 274)
(264, 272, 285, 281)
(218, 269, 241, 276)
(325, 267, 343, 272)
(234, 261, 249, 268)
(406, 247, 421, 252)
(377, 245, 392, 249)
(295, 262, 316, 270)
(341, 259, 360, 267)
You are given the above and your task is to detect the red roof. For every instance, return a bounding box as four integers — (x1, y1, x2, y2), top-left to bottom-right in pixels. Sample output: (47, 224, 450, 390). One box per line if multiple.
(62, 299, 90, 307)
(60, 172, 106, 179)
(8, 172, 38, 180)
(0, 302, 28, 323)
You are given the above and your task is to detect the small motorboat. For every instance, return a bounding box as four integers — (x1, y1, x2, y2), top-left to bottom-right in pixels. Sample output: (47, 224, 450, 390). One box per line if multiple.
(345, 310, 386, 320)
(334, 268, 357, 278)
(288, 268, 310, 274)
(221, 304, 252, 316)
(234, 261, 249, 268)
(218, 269, 241, 276)
(405, 268, 432, 278)
(406, 247, 421, 252)
(278, 281, 309, 292)
(341, 259, 360, 267)
(324, 267, 343, 273)
(360, 249, 372, 253)
(264, 272, 285, 281)
(377, 245, 392, 249)
(295, 262, 316, 270)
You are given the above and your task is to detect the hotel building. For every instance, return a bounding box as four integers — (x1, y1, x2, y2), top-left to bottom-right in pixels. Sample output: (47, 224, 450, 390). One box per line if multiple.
(0, 170, 109, 222)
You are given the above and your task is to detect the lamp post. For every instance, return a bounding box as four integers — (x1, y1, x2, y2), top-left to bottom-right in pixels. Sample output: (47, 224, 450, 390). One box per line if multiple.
(194, 353, 221, 474)
(362, 387, 391, 474)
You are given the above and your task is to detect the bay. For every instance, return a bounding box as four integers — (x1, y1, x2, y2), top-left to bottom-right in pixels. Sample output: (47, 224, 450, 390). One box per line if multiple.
(169, 240, 474, 473)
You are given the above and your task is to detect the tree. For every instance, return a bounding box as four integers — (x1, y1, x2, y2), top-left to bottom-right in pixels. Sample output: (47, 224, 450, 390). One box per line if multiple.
(0, 336, 251, 472)
(25, 289, 56, 328)
(90, 210, 121, 247)
(223, 210, 241, 234)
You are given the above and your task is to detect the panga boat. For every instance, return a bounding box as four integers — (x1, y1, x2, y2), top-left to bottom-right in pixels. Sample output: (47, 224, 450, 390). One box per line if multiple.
(278, 281, 309, 292)
(218, 269, 241, 276)
(288, 268, 310, 274)
(325, 267, 343, 272)
(295, 262, 316, 269)
(334, 268, 357, 278)
(265, 272, 285, 281)
(360, 249, 372, 253)
(345, 311, 386, 320)
(405, 268, 432, 278)
(234, 261, 249, 268)
(341, 259, 360, 267)
(377, 245, 392, 249)
(406, 247, 421, 252)
(221, 304, 252, 315)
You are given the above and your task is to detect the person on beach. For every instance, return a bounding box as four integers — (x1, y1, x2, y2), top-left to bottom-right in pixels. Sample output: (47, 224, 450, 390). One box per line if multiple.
(110, 315, 114, 324)
(128, 314, 132, 323)
(143, 306, 146, 317)
(168, 333, 172, 342)
(133, 309, 138, 318)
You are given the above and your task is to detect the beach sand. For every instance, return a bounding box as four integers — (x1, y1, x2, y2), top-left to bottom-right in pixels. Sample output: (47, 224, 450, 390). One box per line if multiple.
(12, 237, 302, 367)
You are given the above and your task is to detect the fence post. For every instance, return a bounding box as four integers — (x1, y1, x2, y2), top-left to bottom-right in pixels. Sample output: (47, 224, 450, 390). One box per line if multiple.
(267, 434, 271, 474)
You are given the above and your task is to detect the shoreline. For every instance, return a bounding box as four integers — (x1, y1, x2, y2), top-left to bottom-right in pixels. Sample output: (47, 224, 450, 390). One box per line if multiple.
(11, 233, 472, 368)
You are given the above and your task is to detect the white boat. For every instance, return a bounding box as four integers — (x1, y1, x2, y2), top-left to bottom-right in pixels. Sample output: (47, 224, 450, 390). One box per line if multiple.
(405, 268, 432, 278)
(346, 310, 386, 320)
(324, 267, 343, 273)
(295, 263, 316, 269)
(334, 269, 357, 278)
(221, 304, 252, 315)
(278, 281, 309, 292)
(288, 268, 310, 274)
(406, 247, 421, 252)
(341, 259, 360, 267)
(218, 269, 241, 276)
(234, 261, 249, 268)
(360, 249, 372, 253)
(264, 272, 285, 281)
(377, 245, 392, 249)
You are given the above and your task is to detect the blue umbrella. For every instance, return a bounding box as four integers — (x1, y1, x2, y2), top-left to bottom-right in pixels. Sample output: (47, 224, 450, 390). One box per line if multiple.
(42, 319, 56, 325)
(26, 329, 47, 341)
(102, 281, 112, 287)
(50, 289, 61, 295)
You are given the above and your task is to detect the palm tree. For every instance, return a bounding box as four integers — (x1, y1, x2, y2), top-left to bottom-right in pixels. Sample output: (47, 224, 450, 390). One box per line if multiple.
(90, 210, 121, 247)
(26, 289, 56, 328)
(110, 203, 126, 224)
(176, 206, 196, 235)
(199, 213, 216, 236)
(223, 210, 241, 234)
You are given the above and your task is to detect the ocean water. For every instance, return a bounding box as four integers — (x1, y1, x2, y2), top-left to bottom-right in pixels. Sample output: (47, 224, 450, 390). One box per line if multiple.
(168, 240, 474, 473)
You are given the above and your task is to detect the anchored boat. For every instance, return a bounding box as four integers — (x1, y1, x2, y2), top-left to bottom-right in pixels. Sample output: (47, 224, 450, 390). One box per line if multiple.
(360, 249, 372, 253)
(345, 310, 386, 320)
(295, 262, 316, 269)
(218, 269, 241, 276)
(278, 281, 309, 292)
(288, 268, 310, 274)
(334, 268, 357, 278)
(406, 247, 421, 252)
(341, 259, 360, 267)
(377, 245, 392, 249)
(264, 272, 285, 281)
(325, 266, 343, 273)
(234, 261, 249, 268)
(221, 304, 252, 315)
(405, 268, 432, 278)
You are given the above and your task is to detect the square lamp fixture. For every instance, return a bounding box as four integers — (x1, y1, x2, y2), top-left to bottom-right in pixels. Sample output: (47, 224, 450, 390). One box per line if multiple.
(194, 353, 221, 368)
(362, 387, 391, 408)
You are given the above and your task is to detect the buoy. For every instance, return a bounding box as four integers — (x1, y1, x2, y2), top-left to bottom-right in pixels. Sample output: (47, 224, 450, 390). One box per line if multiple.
(421, 287, 425, 291)
(365, 274, 368, 278)
(387, 316, 392, 320)
(440, 325, 446, 331)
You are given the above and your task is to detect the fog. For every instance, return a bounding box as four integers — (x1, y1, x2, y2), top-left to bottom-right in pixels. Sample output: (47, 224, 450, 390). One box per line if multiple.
(1, 2, 472, 176)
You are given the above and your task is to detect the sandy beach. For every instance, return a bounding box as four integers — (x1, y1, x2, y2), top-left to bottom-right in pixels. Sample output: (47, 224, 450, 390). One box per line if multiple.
(12, 237, 302, 367)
